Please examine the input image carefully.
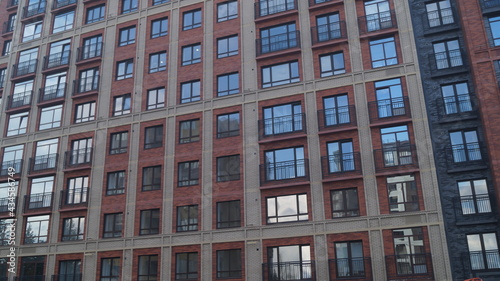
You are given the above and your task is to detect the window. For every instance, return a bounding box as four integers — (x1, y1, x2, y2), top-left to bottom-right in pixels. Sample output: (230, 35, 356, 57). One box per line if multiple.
(11, 80, 33, 109)
(217, 155, 240, 182)
(323, 95, 350, 126)
(218, 1, 237, 22)
(176, 252, 198, 280)
(262, 61, 299, 88)
(0, 68, 6, 88)
(258, 0, 295, 17)
(66, 176, 88, 205)
(266, 245, 311, 281)
(364, 0, 392, 32)
(69, 138, 92, 165)
(107, 171, 125, 195)
(263, 103, 302, 136)
(370, 37, 397, 68)
(39, 105, 62, 130)
(138, 255, 158, 280)
(426, 0, 453, 27)
(178, 161, 199, 186)
(110, 132, 128, 154)
(433, 39, 463, 69)
(320, 52, 345, 77)
(151, 17, 168, 38)
(217, 112, 240, 138)
(59, 260, 81, 281)
(467, 233, 500, 270)
(381, 125, 412, 167)
(488, 16, 500, 46)
(7, 112, 29, 136)
(217, 35, 238, 58)
(140, 209, 160, 235)
(1, 145, 24, 175)
(147, 88, 165, 110)
(19, 256, 46, 280)
(53, 11, 74, 33)
(316, 13, 341, 42)
(327, 140, 354, 173)
(2, 40, 11, 56)
(149, 52, 167, 73)
(392, 228, 428, 275)
(116, 59, 134, 80)
(216, 200, 240, 228)
(142, 166, 161, 191)
(74, 102, 96, 123)
(179, 119, 200, 143)
(43, 72, 67, 100)
(450, 130, 481, 162)
(6, 14, 16, 33)
(441, 82, 472, 114)
(0, 219, 15, 245)
(81, 35, 102, 60)
(217, 72, 239, 96)
(28, 176, 54, 208)
(183, 9, 201, 30)
(62, 217, 85, 241)
(265, 147, 305, 181)
(119, 26, 136, 46)
(387, 175, 419, 212)
(458, 179, 492, 215)
(180, 80, 201, 103)
(17, 47, 38, 76)
(334, 241, 365, 278)
(86, 4, 105, 24)
(101, 258, 120, 281)
(267, 194, 308, 223)
(152, 0, 168, 5)
(77, 68, 99, 93)
(375, 78, 404, 118)
(331, 188, 359, 217)
(181, 44, 201, 66)
(22, 21, 42, 42)
(217, 249, 242, 278)
(103, 213, 123, 238)
(24, 215, 50, 244)
(144, 125, 163, 149)
(260, 23, 297, 54)
(113, 94, 131, 116)
(177, 205, 198, 231)
(121, 0, 138, 14)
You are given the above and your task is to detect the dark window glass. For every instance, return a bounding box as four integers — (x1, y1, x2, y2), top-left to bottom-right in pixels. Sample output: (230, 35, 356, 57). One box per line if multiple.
(263, 102, 302, 136)
(458, 179, 492, 215)
(58, 260, 81, 281)
(216, 200, 241, 229)
(116, 59, 134, 80)
(86, 5, 105, 24)
(217, 249, 242, 278)
(121, 0, 138, 14)
(320, 52, 345, 77)
(217, 112, 240, 138)
(62, 217, 85, 241)
(180, 80, 201, 103)
(107, 171, 125, 195)
(177, 205, 198, 232)
(103, 213, 123, 238)
(110, 132, 128, 154)
(119, 26, 136, 46)
(178, 161, 199, 186)
(426, 0, 454, 27)
(262, 61, 299, 88)
(175, 252, 198, 280)
(217, 72, 239, 96)
(183, 9, 201, 30)
(142, 166, 161, 191)
(149, 52, 167, 73)
(387, 175, 419, 212)
(144, 125, 163, 149)
(217, 1, 237, 22)
(113, 94, 131, 116)
(331, 188, 359, 218)
(179, 119, 200, 143)
(181, 44, 201, 66)
(265, 147, 305, 181)
(101, 258, 120, 280)
(260, 23, 297, 54)
(334, 241, 365, 278)
(217, 35, 238, 58)
(138, 255, 158, 281)
(151, 17, 168, 38)
(140, 209, 160, 235)
(81, 35, 102, 60)
(217, 155, 240, 181)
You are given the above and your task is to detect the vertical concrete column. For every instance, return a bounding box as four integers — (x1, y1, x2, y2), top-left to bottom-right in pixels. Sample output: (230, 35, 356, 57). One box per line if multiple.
(345, 0, 363, 73)
(167, 7, 180, 107)
(202, 0, 214, 100)
(86, 129, 106, 239)
(314, 234, 329, 281)
(242, 102, 260, 227)
(240, 0, 258, 92)
(124, 122, 141, 237)
(163, 115, 177, 234)
(369, 229, 387, 280)
(202, 243, 212, 280)
(161, 246, 172, 281)
(202, 110, 213, 231)
(246, 240, 263, 280)
(122, 249, 133, 281)
(83, 252, 97, 281)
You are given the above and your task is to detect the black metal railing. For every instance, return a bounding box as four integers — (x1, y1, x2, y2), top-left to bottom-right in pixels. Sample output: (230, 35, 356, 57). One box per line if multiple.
(0, 160, 23, 176)
(260, 159, 309, 185)
(43, 50, 70, 69)
(0, 196, 17, 213)
(52, 0, 77, 9)
(368, 96, 411, 122)
(480, 0, 500, 11)
(309, 0, 336, 6)
(438, 94, 474, 116)
(317, 105, 356, 131)
(425, 8, 455, 29)
(64, 148, 93, 168)
(73, 76, 100, 95)
(22, 2, 46, 19)
(458, 194, 492, 215)
(329, 257, 372, 280)
(60, 188, 88, 209)
(12, 60, 38, 77)
(467, 250, 500, 271)
(445, 143, 487, 172)
(262, 261, 315, 281)
(2, 20, 15, 34)
(76, 42, 102, 61)
(255, 0, 297, 18)
(385, 253, 434, 280)
(374, 144, 418, 172)
(7, 0, 19, 9)
(24, 192, 53, 211)
(7, 91, 32, 109)
(38, 84, 66, 102)
(321, 152, 362, 179)
(29, 153, 58, 173)
(311, 21, 346, 44)
(258, 113, 306, 139)
(430, 50, 464, 71)
(358, 10, 397, 34)
(256, 30, 300, 56)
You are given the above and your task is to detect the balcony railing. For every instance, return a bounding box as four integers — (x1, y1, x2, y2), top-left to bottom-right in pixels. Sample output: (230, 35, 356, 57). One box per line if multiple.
(0, 196, 17, 213)
(429, 50, 465, 74)
(7, 91, 32, 109)
(52, 0, 77, 9)
(73, 76, 100, 95)
(255, 0, 297, 18)
(321, 152, 362, 179)
(0, 160, 23, 176)
(24, 192, 53, 212)
(467, 250, 500, 271)
(438, 93, 475, 117)
(311, 21, 346, 44)
(385, 253, 434, 280)
(262, 261, 315, 281)
(317, 105, 356, 131)
(480, 0, 500, 11)
(358, 10, 397, 35)
(258, 113, 306, 139)
(43, 50, 70, 69)
(38, 84, 66, 102)
(29, 153, 58, 173)
(256, 30, 300, 56)
(7, 0, 19, 9)
(445, 143, 487, 171)
(59, 189, 88, 210)
(260, 159, 309, 185)
(12, 60, 38, 77)
(368, 97, 411, 122)
(328, 257, 372, 280)
(22, 2, 46, 19)
(64, 148, 93, 168)
(458, 194, 492, 215)
(2, 21, 15, 34)
(76, 42, 103, 61)
(374, 144, 418, 173)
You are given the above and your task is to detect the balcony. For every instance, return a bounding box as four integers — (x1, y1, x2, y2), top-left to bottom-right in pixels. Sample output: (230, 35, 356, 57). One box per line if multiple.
(7, 91, 32, 110)
(256, 30, 300, 56)
(255, 0, 297, 19)
(429, 50, 467, 77)
(436, 93, 478, 122)
(28, 153, 58, 174)
(466, 250, 500, 271)
(22, 2, 46, 19)
(76, 42, 103, 62)
(43, 51, 70, 70)
(260, 159, 309, 186)
(73, 76, 100, 95)
(453, 194, 497, 225)
(38, 84, 66, 103)
(358, 10, 397, 35)
(385, 254, 434, 281)
(317, 105, 356, 132)
(11, 60, 38, 78)
(258, 113, 306, 140)
(480, 0, 500, 14)
(64, 148, 93, 169)
(368, 97, 411, 124)
(59, 189, 88, 210)
(321, 152, 362, 180)
(0, 196, 17, 215)
(52, 0, 77, 10)
(445, 143, 487, 172)
(374, 144, 419, 173)
(422, 8, 459, 35)
(2, 21, 15, 35)
(311, 21, 347, 45)
(262, 261, 315, 281)
(328, 257, 372, 281)
(0, 160, 23, 176)
(23, 192, 53, 213)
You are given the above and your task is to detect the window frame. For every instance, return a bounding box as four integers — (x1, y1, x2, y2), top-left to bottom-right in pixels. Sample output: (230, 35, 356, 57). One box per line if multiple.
(138, 255, 158, 280)
(458, 179, 492, 215)
(369, 36, 398, 68)
(425, 0, 454, 28)
(179, 119, 200, 144)
(142, 166, 161, 191)
(181, 44, 201, 66)
(216, 200, 241, 229)
(149, 51, 167, 73)
(116, 59, 134, 80)
(217, 249, 242, 278)
(39, 104, 63, 130)
(24, 215, 50, 244)
(112, 94, 131, 116)
(177, 161, 199, 187)
(217, 0, 238, 22)
(121, 0, 138, 14)
(217, 72, 239, 96)
(100, 257, 120, 280)
(180, 80, 201, 104)
(53, 11, 75, 33)
(320, 52, 346, 77)
(262, 61, 299, 88)
(266, 193, 308, 224)
(106, 171, 126, 196)
(7, 111, 29, 136)
(103, 213, 123, 238)
(176, 205, 198, 232)
(217, 35, 238, 58)
(109, 131, 128, 155)
(144, 125, 163, 149)
(264, 146, 305, 181)
(387, 174, 419, 213)
(217, 112, 240, 138)
(118, 26, 136, 47)
(151, 17, 168, 38)
(183, 9, 202, 31)
(86, 4, 105, 24)
(61, 216, 85, 241)
(216, 155, 240, 182)
(147, 88, 165, 110)
(331, 188, 360, 218)
(139, 209, 160, 235)
(74, 101, 96, 123)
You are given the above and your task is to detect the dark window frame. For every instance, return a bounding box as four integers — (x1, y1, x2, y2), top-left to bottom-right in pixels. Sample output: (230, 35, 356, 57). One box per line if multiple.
(61, 217, 85, 241)
(86, 4, 105, 24)
(149, 51, 167, 73)
(179, 119, 200, 144)
(217, 112, 240, 138)
(217, 0, 238, 22)
(147, 87, 165, 110)
(176, 205, 198, 232)
(144, 125, 163, 149)
(216, 155, 240, 182)
(138, 255, 158, 280)
(216, 200, 241, 229)
(177, 161, 199, 187)
(112, 94, 131, 116)
(106, 171, 126, 196)
(139, 209, 160, 235)
(142, 166, 161, 191)
(109, 131, 128, 155)
(331, 188, 360, 218)
(183, 9, 202, 31)
(118, 26, 136, 46)
(217, 35, 238, 58)
(116, 59, 134, 80)
(103, 213, 123, 238)
(216, 249, 242, 278)
(151, 17, 168, 38)
(217, 72, 239, 96)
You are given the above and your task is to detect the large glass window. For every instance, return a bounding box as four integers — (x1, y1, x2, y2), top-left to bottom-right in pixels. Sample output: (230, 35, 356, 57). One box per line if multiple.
(53, 11, 74, 33)
(28, 176, 54, 208)
(392, 228, 428, 275)
(116, 59, 134, 80)
(12, 80, 33, 108)
(86, 4, 105, 24)
(178, 161, 199, 186)
(77, 68, 99, 93)
(119, 26, 136, 46)
(334, 241, 365, 278)
(151, 17, 168, 38)
(138, 255, 158, 281)
(381, 125, 412, 167)
(489, 16, 500, 46)
(179, 119, 200, 143)
(147, 88, 165, 110)
(181, 44, 201, 66)
(17, 48, 38, 76)
(81, 35, 102, 60)
(258, 0, 295, 17)
(142, 166, 161, 191)
(218, 35, 238, 58)
(177, 205, 198, 231)
(140, 209, 160, 235)
(144, 125, 163, 149)
(121, 0, 138, 14)
(458, 179, 492, 215)
(364, 0, 392, 32)
(370, 37, 397, 68)
(58, 260, 81, 281)
(467, 233, 500, 270)
(327, 140, 354, 173)
(441, 82, 472, 114)
(387, 175, 419, 212)
(7, 112, 29, 136)
(43, 72, 66, 100)
(320, 52, 345, 77)
(183, 9, 201, 30)
(109, 131, 128, 155)
(267, 194, 308, 223)
(375, 78, 404, 118)
(74, 102, 96, 123)
(149, 52, 167, 73)
(113, 94, 131, 116)
(24, 215, 50, 244)
(217, 112, 240, 138)
(265, 147, 305, 181)
(266, 245, 311, 281)
(426, 0, 454, 27)
(262, 61, 299, 88)
(263, 103, 302, 136)
(33, 138, 58, 171)
(217, 249, 242, 278)
(180, 80, 201, 103)
(62, 217, 85, 241)
(1, 145, 23, 175)
(217, 155, 240, 181)
(175, 252, 198, 280)
(217, 1, 237, 22)
(449, 130, 481, 163)
(331, 188, 359, 218)
(106, 171, 125, 195)
(316, 13, 341, 42)
(22, 21, 42, 42)
(39, 105, 62, 130)
(217, 72, 239, 96)
(433, 39, 463, 69)
(260, 23, 297, 54)
(323, 95, 349, 127)
(216, 200, 241, 229)
(66, 176, 88, 205)
(101, 258, 120, 281)
(103, 213, 123, 238)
